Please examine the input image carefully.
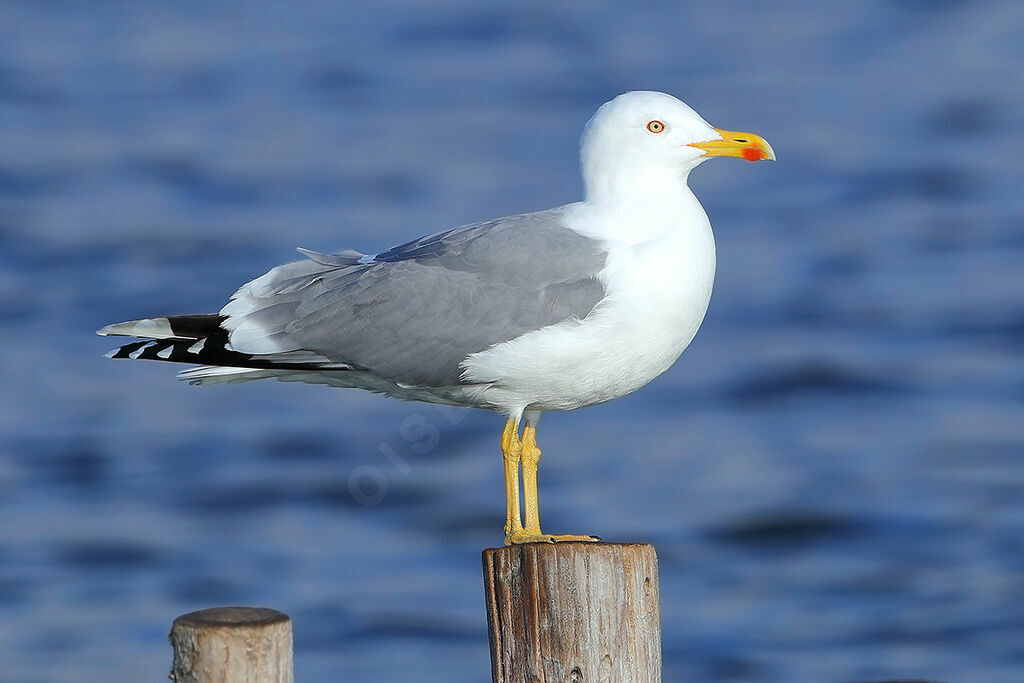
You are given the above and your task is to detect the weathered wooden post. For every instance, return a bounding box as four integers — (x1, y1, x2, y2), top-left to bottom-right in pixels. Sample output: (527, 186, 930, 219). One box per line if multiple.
(482, 543, 661, 682)
(169, 606, 294, 683)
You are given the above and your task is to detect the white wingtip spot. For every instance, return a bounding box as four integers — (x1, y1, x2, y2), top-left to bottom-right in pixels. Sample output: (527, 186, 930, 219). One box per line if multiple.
(156, 346, 173, 359)
(187, 338, 206, 354)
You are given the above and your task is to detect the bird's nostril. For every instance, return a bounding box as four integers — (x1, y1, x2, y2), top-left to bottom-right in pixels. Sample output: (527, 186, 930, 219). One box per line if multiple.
(734, 138, 749, 143)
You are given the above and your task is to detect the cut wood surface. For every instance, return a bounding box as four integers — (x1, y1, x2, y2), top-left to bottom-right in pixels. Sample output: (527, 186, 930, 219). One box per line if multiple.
(483, 542, 661, 683)
(169, 606, 293, 683)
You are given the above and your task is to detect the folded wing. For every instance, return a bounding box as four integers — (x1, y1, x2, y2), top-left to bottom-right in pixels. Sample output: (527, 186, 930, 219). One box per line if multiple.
(102, 208, 609, 389)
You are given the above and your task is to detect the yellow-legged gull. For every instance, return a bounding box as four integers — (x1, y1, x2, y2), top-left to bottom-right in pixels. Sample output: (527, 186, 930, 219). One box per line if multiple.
(98, 91, 775, 545)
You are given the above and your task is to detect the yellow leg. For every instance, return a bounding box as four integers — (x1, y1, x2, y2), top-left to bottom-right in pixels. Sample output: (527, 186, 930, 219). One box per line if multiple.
(507, 422, 601, 545)
(521, 424, 542, 534)
(501, 418, 524, 545)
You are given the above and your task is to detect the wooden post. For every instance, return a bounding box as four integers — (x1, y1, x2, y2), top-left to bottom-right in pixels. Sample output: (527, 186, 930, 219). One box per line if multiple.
(169, 606, 294, 683)
(482, 543, 661, 682)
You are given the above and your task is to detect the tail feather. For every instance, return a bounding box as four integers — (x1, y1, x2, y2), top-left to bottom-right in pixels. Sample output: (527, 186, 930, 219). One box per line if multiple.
(177, 365, 284, 386)
(98, 314, 353, 382)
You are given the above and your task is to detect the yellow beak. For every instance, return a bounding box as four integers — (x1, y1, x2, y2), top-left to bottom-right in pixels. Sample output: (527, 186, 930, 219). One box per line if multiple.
(688, 128, 776, 162)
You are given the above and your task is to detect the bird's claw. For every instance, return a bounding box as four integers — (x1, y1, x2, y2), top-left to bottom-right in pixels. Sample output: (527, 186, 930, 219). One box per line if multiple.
(505, 531, 601, 545)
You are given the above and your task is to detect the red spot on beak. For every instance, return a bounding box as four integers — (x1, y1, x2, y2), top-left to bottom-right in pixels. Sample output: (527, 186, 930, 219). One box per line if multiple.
(741, 147, 763, 162)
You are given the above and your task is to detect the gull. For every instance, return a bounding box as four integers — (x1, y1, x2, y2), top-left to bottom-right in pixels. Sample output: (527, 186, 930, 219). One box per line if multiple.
(98, 91, 774, 545)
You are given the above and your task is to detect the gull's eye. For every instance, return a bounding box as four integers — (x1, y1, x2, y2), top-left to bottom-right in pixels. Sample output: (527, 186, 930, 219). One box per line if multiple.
(646, 120, 665, 133)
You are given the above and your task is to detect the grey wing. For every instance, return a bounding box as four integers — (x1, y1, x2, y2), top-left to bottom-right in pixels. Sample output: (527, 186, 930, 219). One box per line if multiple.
(221, 208, 608, 387)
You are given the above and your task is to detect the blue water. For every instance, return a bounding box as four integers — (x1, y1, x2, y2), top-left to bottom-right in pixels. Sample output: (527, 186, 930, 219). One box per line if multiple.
(1, 1, 1022, 681)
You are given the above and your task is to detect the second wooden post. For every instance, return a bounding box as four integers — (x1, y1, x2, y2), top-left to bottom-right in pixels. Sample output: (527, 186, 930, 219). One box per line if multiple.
(482, 542, 661, 682)
(169, 606, 293, 683)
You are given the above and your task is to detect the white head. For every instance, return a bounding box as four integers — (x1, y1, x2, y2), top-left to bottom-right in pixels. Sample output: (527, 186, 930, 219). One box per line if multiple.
(580, 91, 774, 203)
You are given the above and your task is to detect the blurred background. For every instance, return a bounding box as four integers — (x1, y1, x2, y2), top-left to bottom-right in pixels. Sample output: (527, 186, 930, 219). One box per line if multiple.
(1, 1, 1022, 681)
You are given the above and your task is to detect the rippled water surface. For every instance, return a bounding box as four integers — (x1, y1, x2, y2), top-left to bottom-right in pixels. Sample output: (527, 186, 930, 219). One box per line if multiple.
(1, 1, 1022, 681)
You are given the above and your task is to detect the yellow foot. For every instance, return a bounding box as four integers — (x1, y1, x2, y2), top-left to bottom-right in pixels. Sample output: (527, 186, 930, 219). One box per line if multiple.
(506, 531, 602, 545)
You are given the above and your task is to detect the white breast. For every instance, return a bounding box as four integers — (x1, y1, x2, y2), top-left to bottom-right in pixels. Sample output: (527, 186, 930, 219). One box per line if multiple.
(463, 199, 717, 416)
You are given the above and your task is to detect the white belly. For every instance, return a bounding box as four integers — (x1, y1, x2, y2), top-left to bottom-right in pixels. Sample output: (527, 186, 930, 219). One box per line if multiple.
(462, 223, 716, 415)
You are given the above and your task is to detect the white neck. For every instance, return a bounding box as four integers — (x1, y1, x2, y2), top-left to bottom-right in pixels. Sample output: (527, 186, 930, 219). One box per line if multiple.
(571, 164, 707, 244)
